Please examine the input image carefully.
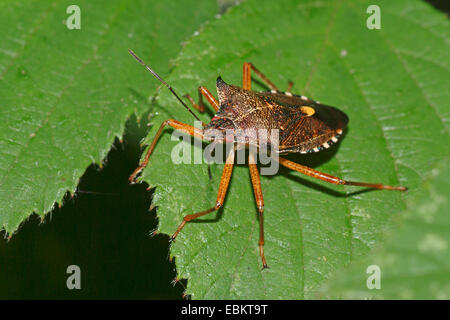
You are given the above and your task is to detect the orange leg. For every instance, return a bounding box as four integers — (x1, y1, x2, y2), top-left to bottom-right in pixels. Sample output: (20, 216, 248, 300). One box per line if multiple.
(185, 86, 219, 113)
(171, 148, 235, 240)
(286, 81, 294, 93)
(243, 62, 279, 91)
(248, 151, 268, 269)
(278, 157, 407, 191)
(129, 119, 203, 183)
(243, 63, 298, 95)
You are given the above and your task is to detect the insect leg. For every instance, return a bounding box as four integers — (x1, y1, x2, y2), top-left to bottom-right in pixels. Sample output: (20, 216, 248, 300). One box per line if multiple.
(129, 119, 203, 183)
(242, 62, 305, 98)
(286, 81, 294, 93)
(278, 157, 407, 191)
(243, 62, 279, 91)
(185, 86, 219, 113)
(171, 148, 235, 240)
(248, 151, 268, 269)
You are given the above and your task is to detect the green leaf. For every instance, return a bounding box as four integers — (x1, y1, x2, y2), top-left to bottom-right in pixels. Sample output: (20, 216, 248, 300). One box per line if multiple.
(139, 0, 449, 299)
(322, 158, 450, 299)
(0, 0, 217, 234)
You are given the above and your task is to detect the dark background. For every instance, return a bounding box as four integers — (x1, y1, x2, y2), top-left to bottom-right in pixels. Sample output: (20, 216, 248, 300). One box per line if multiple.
(0, 115, 186, 299)
(0, 0, 447, 299)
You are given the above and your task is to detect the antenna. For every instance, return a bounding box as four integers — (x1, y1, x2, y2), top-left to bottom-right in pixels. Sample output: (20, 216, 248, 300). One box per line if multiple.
(128, 49, 201, 122)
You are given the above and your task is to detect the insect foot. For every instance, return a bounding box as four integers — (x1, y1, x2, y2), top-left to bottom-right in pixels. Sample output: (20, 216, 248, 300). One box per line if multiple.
(128, 168, 142, 184)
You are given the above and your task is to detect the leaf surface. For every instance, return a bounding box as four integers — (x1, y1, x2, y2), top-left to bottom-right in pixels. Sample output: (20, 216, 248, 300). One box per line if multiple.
(0, 0, 217, 233)
(323, 159, 450, 299)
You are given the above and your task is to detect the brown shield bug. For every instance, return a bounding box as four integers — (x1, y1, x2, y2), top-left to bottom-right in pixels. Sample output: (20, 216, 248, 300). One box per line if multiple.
(128, 49, 407, 269)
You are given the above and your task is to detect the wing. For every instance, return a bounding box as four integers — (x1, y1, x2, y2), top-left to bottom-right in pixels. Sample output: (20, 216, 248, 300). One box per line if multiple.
(256, 91, 349, 154)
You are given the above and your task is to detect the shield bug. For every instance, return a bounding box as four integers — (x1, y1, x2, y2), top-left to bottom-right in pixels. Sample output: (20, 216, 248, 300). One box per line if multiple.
(128, 49, 407, 269)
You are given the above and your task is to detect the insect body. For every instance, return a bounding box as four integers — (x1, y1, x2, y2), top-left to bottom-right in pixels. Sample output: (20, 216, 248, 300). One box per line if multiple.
(128, 50, 407, 269)
(204, 76, 348, 154)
